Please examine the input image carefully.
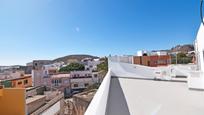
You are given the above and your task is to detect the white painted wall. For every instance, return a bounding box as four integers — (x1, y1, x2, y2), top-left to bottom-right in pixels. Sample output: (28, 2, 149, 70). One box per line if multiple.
(188, 23, 204, 90)
(84, 70, 111, 115)
(71, 78, 94, 89)
(195, 24, 204, 71)
(136, 50, 148, 56)
(70, 71, 92, 77)
(109, 55, 133, 64)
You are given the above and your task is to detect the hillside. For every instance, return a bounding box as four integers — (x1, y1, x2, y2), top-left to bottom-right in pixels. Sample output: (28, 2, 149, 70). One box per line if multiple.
(170, 44, 194, 53)
(53, 54, 99, 64)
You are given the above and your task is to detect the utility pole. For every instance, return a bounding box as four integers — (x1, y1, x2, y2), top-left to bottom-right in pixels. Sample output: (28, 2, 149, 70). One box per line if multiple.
(175, 52, 178, 65)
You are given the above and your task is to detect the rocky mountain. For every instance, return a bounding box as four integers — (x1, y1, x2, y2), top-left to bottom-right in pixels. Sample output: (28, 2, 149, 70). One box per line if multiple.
(152, 44, 194, 54)
(170, 44, 194, 53)
(53, 54, 99, 64)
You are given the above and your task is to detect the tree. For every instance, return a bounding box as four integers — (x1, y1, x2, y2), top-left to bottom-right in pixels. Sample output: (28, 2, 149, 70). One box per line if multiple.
(97, 57, 108, 78)
(177, 53, 187, 58)
(171, 53, 192, 64)
(59, 63, 85, 72)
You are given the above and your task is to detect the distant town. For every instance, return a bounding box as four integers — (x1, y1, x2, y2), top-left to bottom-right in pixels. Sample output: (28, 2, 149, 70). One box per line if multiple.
(0, 44, 196, 115)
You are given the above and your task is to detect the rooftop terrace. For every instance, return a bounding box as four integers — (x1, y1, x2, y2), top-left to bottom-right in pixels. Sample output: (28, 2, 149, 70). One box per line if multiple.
(106, 77, 204, 115)
(85, 60, 204, 115)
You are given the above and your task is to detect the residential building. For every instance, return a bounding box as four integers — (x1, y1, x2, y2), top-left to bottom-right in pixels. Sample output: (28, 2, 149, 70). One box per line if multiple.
(42, 62, 64, 77)
(0, 85, 64, 115)
(32, 60, 52, 70)
(43, 71, 99, 97)
(32, 60, 52, 87)
(81, 58, 101, 72)
(41, 71, 100, 97)
(0, 70, 25, 80)
(50, 73, 71, 97)
(25, 62, 33, 74)
(70, 71, 98, 92)
(0, 74, 32, 88)
(32, 69, 44, 86)
(0, 86, 26, 115)
(136, 50, 148, 56)
(32, 61, 64, 87)
(11, 75, 32, 88)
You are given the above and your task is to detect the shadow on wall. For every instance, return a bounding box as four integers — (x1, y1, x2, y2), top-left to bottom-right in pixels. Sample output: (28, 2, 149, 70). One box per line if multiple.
(105, 78, 130, 115)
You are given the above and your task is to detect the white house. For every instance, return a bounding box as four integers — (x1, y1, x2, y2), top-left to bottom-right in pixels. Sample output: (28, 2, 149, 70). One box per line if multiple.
(81, 58, 101, 72)
(136, 50, 148, 56)
(70, 71, 98, 90)
(42, 62, 64, 77)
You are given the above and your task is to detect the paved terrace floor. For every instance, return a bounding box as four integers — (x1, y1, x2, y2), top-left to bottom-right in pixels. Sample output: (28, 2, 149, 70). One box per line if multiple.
(106, 77, 204, 115)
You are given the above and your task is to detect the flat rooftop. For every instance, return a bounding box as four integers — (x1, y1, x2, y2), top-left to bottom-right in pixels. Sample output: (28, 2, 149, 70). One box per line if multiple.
(106, 76, 204, 115)
(26, 95, 46, 104)
(74, 90, 96, 102)
(85, 60, 204, 115)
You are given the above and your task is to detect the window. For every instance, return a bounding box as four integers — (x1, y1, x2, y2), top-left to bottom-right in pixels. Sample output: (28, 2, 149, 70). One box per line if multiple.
(45, 71, 48, 75)
(73, 84, 78, 87)
(24, 80, 28, 84)
(52, 79, 61, 86)
(85, 83, 89, 87)
(59, 79, 62, 83)
(18, 81, 22, 85)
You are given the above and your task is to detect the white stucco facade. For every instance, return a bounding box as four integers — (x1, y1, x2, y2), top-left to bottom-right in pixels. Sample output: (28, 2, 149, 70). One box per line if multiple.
(187, 23, 204, 90)
(195, 24, 204, 71)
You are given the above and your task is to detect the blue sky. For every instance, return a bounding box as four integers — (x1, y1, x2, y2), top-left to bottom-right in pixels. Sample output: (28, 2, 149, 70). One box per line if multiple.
(0, 0, 201, 65)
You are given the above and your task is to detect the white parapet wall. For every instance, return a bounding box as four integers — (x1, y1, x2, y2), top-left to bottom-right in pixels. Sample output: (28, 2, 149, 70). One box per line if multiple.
(109, 55, 133, 64)
(84, 70, 112, 115)
(195, 24, 204, 71)
(108, 58, 172, 80)
(188, 23, 204, 90)
(188, 71, 204, 89)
